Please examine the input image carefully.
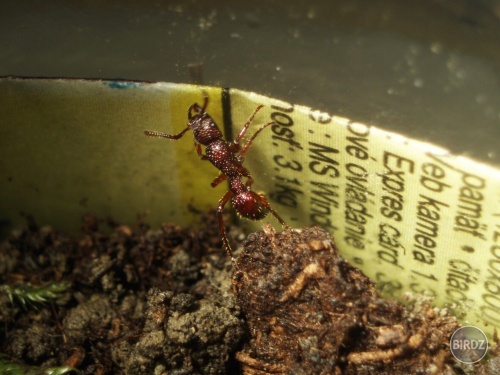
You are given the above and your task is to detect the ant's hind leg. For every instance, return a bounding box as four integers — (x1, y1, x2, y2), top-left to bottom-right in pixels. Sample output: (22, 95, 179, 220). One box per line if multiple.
(270, 208, 290, 229)
(253, 193, 289, 229)
(217, 191, 235, 261)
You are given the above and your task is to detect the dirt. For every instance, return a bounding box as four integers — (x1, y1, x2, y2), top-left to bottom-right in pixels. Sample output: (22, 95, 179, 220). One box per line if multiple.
(0, 213, 498, 374)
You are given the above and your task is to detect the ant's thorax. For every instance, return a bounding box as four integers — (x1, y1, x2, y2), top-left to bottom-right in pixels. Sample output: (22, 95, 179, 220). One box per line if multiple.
(206, 140, 242, 178)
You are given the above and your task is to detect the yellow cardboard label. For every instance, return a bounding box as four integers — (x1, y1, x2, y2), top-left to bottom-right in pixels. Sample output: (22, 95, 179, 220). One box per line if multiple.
(1, 77, 498, 338)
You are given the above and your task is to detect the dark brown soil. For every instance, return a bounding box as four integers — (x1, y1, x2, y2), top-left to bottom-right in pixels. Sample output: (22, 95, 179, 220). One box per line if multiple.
(233, 225, 461, 374)
(0, 212, 245, 374)
(0, 214, 498, 374)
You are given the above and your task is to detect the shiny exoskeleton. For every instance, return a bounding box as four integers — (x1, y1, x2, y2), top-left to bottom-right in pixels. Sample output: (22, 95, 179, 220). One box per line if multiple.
(145, 96, 287, 260)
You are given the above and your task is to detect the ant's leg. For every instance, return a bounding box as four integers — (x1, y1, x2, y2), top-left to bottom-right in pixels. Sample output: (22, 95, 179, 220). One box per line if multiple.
(234, 105, 264, 144)
(144, 125, 190, 140)
(239, 167, 254, 188)
(211, 173, 228, 188)
(239, 121, 276, 159)
(217, 191, 235, 260)
(244, 175, 254, 188)
(195, 142, 209, 161)
(228, 142, 241, 154)
(253, 193, 290, 229)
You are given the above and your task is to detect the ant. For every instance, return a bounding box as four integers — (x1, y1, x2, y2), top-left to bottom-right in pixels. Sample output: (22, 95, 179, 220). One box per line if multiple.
(145, 96, 288, 261)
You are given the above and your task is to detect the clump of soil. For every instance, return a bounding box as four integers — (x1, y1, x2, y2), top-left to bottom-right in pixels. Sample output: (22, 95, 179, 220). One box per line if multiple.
(233, 225, 462, 374)
(0, 215, 497, 374)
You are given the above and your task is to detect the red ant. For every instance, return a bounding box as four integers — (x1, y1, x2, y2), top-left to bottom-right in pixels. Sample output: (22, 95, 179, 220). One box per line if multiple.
(145, 96, 288, 260)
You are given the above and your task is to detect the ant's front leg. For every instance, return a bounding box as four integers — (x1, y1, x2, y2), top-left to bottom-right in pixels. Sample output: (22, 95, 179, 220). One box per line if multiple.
(234, 105, 264, 144)
(228, 142, 241, 155)
(195, 142, 209, 161)
(239, 121, 276, 159)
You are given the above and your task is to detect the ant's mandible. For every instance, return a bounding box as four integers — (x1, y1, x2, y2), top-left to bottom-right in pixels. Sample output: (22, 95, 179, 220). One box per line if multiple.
(144, 96, 288, 261)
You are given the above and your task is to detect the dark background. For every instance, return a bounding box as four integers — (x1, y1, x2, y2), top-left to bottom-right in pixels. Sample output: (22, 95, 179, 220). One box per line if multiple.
(1, 0, 499, 165)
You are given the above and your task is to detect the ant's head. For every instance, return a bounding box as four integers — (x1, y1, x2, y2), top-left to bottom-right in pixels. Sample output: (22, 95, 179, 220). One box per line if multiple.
(188, 98, 223, 145)
(232, 191, 269, 221)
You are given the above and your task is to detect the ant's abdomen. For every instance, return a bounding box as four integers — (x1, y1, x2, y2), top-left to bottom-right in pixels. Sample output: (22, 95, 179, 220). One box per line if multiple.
(232, 191, 269, 221)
